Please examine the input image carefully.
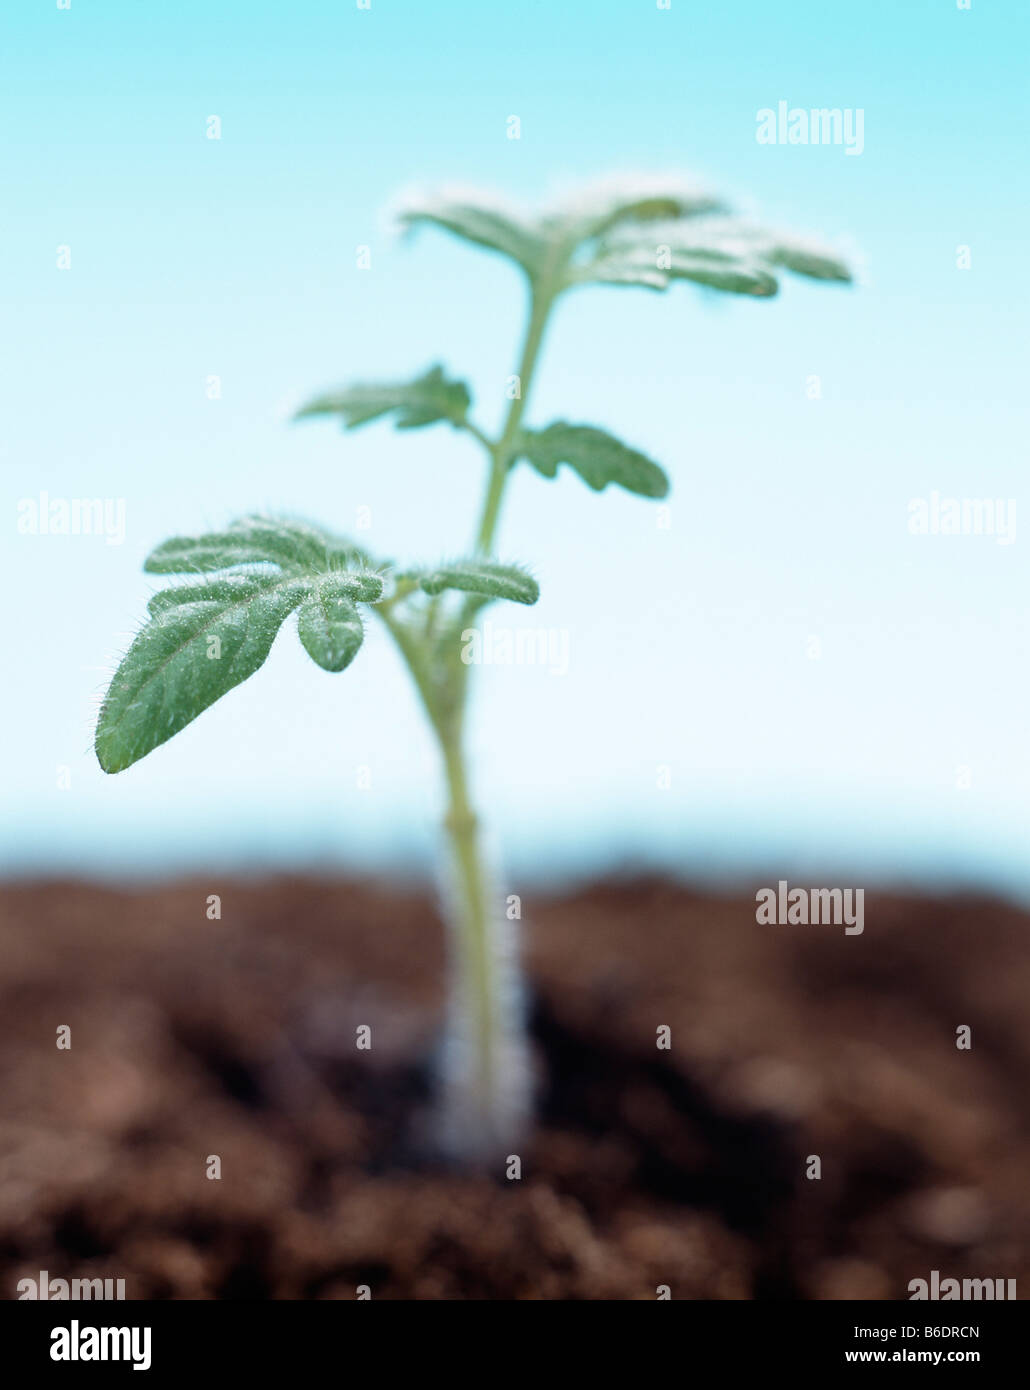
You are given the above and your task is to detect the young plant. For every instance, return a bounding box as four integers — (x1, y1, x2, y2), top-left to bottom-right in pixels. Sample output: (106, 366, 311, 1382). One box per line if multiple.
(95, 174, 851, 1162)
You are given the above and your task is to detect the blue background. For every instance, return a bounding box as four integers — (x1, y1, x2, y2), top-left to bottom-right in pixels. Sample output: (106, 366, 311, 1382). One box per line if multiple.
(3, 0, 1027, 895)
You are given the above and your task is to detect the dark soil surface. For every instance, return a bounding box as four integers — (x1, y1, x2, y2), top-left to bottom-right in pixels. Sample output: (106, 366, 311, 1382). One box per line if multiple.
(1, 877, 1027, 1299)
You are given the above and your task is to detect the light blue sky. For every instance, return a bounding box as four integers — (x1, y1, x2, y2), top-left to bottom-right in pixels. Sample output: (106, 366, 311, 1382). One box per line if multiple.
(3, 0, 1028, 894)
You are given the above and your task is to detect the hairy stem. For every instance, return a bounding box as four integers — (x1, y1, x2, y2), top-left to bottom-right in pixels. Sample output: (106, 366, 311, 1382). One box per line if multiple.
(377, 276, 558, 1158)
(437, 725, 516, 1154)
(476, 280, 554, 554)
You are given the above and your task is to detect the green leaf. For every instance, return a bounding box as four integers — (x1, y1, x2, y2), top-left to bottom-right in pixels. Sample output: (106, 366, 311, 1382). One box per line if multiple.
(145, 515, 366, 575)
(542, 175, 728, 245)
(397, 192, 546, 278)
(394, 179, 851, 306)
(593, 216, 850, 295)
(565, 247, 671, 292)
(662, 217, 852, 283)
(98, 515, 385, 772)
(515, 423, 670, 499)
(297, 576, 366, 672)
(571, 247, 780, 296)
(147, 573, 280, 616)
(294, 364, 471, 432)
(96, 575, 308, 773)
(577, 237, 778, 298)
(754, 232, 852, 283)
(398, 179, 728, 289)
(418, 560, 539, 605)
(326, 569, 385, 603)
(667, 254, 779, 297)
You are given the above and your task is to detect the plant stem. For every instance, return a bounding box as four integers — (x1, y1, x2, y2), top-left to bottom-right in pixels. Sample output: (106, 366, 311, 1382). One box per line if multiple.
(437, 725, 511, 1153)
(476, 280, 554, 554)
(432, 279, 559, 1156)
(378, 275, 558, 1159)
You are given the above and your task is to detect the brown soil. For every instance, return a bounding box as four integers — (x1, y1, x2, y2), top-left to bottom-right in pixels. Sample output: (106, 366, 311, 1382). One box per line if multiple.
(0, 876, 1027, 1300)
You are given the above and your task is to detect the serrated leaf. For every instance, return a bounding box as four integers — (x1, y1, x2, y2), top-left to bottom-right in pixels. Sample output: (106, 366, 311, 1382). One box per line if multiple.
(397, 192, 546, 278)
(577, 239, 778, 297)
(679, 218, 851, 283)
(651, 217, 851, 282)
(394, 178, 851, 305)
(542, 175, 728, 246)
(96, 575, 308, 773)
(99, 515, 384, 772)
(756, 233, 852, 283)
(669, 254, 779, 297)
(297, 577, 366, 672)
(596, 216, 850, 294)
(145, 515, 365, 575)
(327, 569, 385, 603)
(566, 247, 671, 292)
(515, 423, 670, 499)
(294, 364, 471, 433)
(419, 560, 539, 606)
(147, 574, 277, 616)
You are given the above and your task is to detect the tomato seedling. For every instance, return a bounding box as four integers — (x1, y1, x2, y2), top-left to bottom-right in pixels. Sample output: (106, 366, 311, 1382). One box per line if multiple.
(96, 175, 851, 1161)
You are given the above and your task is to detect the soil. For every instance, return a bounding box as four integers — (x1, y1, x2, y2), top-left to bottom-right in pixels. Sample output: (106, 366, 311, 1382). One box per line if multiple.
(1, 876, 1027, 1300)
